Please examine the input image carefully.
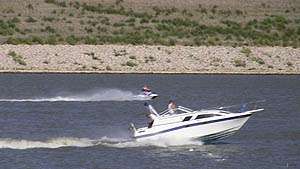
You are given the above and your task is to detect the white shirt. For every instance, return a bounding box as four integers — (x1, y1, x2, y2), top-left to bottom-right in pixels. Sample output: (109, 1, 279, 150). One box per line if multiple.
(168, 103, 176, 114)
(149, 113, 157, 120)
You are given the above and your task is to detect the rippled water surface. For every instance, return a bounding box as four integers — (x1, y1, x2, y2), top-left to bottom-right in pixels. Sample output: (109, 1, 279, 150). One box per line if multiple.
(0, 74, 299, 169)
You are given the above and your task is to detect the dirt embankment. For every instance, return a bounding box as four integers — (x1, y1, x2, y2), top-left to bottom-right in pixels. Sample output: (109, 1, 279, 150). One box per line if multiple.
(0, 45, 299, 74)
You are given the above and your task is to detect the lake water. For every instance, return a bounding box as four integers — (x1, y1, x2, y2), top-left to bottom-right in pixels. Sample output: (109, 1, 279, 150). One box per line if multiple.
(0, 74, 299, 169)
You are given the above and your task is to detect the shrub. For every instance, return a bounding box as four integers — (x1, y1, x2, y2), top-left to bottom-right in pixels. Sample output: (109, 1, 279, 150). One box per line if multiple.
(106, 65, 112, 70)
(168, 39, 176, 46)
(286, 62, 293, 67)
(251, 57, 265, 64)
(25, 16, 37, 23)
(145, 56, 156, 63)
(11, 17, 20, 23)
(42, 16, 55, 22)
(45, 35, 58, 44)
(140, 18, 149, 24)
(45, 0, 55, 3)
(113, 49, 127, 56)
(27, 4, 34, 10)
(125, 60, 137, 67)
(6, 37, 21, 44)
(84, 27, 93, 33)
(100, 18, 110, 25)
(85, 52, 100, 60)
(240, 47, 251, 57)
(200, 8, 207, 14)
(125, 18, 135, 23)
(7, 51, 26, 66)
(84, 36, 97, 44)
(113, 22, 125, 27)
(58, 1, 67, 7)
(45, 0, 66, 7)
(43, 26, 56, 33)
(235, 10, 243, 15)
(66, 35, 78, 45)
(233, 59, 246, 67)
(129, 55, 136, 59)
(43, 60, 49, 64)
(83, 52, 92, 55)
(31, 36, 44, 44)
(0, 20, 17, 35)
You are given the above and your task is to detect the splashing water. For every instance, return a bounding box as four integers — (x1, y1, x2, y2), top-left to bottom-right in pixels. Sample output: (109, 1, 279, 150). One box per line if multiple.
(0, 88, 149, 102)
(0, 137, 203, 150)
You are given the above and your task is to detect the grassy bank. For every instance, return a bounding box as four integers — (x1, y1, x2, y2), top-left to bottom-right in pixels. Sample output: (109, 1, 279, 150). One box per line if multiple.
(0, 0, 299, 47)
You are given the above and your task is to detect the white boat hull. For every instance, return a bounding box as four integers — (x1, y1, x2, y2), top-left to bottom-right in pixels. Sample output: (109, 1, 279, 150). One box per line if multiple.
(133, 113, 252, 142)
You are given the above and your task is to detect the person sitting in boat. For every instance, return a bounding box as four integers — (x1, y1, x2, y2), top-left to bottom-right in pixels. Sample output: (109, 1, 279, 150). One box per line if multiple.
(168, 100, 176, 114)
(142, 85, 152, 96)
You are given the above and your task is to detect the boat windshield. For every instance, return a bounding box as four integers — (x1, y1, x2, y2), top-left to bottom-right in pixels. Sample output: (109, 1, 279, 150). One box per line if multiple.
(160, 106, 193, 116)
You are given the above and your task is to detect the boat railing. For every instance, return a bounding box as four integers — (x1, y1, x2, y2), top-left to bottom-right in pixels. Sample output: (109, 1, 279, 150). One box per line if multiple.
(178, 106, 194, 112)
(159, 106, 194, 116)
(160, 109, 172, 116)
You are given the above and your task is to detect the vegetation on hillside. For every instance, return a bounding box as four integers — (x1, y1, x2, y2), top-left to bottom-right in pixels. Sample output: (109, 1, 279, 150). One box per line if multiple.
(0, 0, 299, 47)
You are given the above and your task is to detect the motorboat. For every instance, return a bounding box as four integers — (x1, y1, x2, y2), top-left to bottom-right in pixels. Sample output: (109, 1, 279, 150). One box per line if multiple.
(130, 104, 263, 142)
(135, 92, 158, 100)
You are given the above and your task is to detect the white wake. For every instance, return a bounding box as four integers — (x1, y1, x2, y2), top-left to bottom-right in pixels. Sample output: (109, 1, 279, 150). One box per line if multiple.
(0, 137, 203, 150)
(0, 88, 148, 102)
(0, 137, 95, 149)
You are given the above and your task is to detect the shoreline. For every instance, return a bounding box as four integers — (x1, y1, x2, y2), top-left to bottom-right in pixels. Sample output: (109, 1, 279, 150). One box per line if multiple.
(0, 45, 299, 75)
(0, 70, 299, 75)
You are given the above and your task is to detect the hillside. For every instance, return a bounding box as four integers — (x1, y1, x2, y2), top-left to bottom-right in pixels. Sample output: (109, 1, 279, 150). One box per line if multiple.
(0, 0, 300, 47)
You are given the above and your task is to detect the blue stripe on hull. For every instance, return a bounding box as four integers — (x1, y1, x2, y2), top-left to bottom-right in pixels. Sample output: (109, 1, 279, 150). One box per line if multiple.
(135, 113, 251, 139)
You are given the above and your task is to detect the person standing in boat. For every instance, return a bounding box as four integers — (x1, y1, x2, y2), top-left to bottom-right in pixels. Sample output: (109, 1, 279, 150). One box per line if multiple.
(142, 85, 152, 96)
(147, 112, 156, 128)
(144, 102, 159, 128)
(168, 100, 176, 114)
